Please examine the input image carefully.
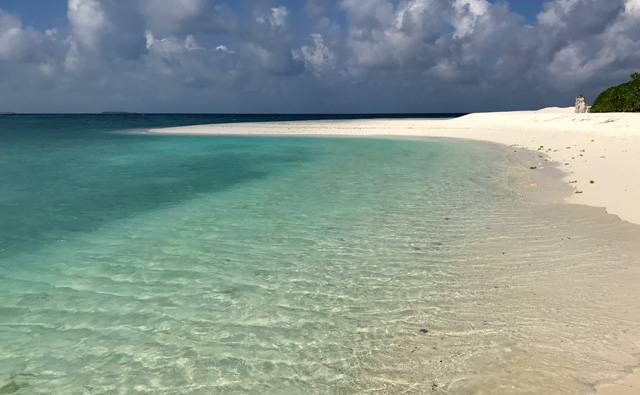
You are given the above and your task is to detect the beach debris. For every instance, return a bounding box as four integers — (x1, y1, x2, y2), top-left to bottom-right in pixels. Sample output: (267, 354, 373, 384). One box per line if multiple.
(529, 166, 537, 170)
(575, 190, 584, 194)
(444, 217, 450, 221)
(432, 382, 439, 390)
(569, 180, 578, 183)
(590, 180, 595, 184)
(419, 328, 429, 334)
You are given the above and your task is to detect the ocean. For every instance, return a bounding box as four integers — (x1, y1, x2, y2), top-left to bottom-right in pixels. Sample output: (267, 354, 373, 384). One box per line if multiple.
(1, 115, 640, 394)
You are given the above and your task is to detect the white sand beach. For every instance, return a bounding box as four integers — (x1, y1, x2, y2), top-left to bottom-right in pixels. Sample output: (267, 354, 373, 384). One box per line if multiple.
(150, 108, 640, 226)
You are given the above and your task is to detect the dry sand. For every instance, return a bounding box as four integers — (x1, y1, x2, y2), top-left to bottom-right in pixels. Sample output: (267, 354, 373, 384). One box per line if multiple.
(149, 108, 640, 394)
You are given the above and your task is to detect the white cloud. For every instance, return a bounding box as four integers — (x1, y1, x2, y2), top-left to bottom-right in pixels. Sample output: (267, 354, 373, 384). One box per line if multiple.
(257, 6, 290, 29)
(626, 0, 640, 15)
(66, 0, 147, 66)
(215, 44, 233, 53)
(184, 34, 201, 50)
(293, 33, 335, 76)
(256, 6, 289, 29)
(452, 0, 490, 38)
(67, 0, 108, 51)
(0, 11, 31, 60)
(537, 0, 579, 26)
(145, 32, 155, 49)
(270, 6, 289, 28)
(0, 10, 65, 64)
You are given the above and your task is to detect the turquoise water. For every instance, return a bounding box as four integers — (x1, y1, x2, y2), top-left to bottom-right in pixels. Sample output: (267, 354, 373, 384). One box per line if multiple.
(2, 116, 640, 394)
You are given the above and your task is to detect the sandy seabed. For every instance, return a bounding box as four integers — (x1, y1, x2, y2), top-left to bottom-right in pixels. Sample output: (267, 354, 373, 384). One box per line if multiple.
(149, 108, 640, 394)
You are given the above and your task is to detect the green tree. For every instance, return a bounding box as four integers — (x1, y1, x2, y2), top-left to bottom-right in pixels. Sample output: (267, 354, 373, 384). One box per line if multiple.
(590, 72, 640, 112)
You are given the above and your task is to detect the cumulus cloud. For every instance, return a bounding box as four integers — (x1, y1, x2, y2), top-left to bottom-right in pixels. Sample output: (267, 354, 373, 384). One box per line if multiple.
(293, 33, 336, 76)
(257, 6, 289, 29)
(0, 0, 639, 112)
(627, 0, 640, 14)
(270, 6, 290, 28)
(0, 11, 63, 63)
(452, 0, 490, 38)
(67, 0, 146, 60)
(67, 0, 108, 51)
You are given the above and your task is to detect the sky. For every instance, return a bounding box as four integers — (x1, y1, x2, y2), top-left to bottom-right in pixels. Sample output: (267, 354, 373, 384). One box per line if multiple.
(0, 0, 638, 113)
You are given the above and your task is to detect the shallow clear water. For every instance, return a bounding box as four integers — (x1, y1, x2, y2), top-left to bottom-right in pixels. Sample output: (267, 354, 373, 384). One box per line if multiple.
(1, 116, 640, 394)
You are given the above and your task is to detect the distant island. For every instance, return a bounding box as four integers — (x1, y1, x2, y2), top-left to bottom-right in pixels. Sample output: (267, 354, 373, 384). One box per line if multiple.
(0, 112, 16, 115)
(101, 111, 140, 115)
(591, 72, 640, 112)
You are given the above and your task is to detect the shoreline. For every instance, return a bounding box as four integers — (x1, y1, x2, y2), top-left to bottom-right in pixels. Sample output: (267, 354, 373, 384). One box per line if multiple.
(148, 108, 640, 226)
(147, 108, 640, 393)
